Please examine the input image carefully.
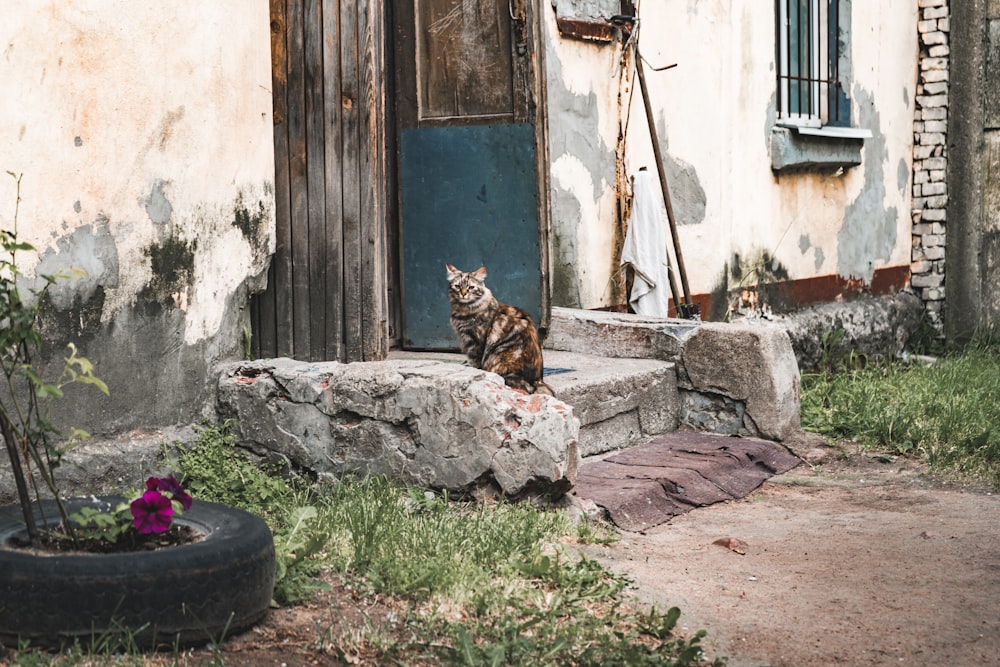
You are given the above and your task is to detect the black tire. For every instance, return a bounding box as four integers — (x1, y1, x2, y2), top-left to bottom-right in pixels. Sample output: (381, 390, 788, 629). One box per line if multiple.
(0, 496, 275, 649)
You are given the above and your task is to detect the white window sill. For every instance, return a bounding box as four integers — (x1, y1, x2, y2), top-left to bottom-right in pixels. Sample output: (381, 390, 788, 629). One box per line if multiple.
(790, 125, 872, 140)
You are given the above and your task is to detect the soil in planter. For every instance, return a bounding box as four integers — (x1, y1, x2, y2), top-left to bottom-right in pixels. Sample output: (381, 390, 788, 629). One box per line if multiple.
(4, 525, 203, 556)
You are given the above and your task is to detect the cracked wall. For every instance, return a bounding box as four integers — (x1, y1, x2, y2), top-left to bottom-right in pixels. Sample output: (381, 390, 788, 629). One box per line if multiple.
(0, 2, 275, 435)
(542, 1, 918, 316)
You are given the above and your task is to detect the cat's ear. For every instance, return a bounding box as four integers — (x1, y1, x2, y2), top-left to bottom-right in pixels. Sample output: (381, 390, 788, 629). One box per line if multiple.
(445, 263, 459, 277)
(473, 266, 487, 281)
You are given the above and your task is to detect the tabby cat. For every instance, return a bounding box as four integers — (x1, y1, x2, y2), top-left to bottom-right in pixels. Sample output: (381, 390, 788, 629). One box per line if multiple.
(445, 264, 553, 395)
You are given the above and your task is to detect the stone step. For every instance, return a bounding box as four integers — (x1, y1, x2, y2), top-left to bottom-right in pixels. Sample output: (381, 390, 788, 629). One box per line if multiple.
(385, 350, 679, 458)
(541, 350, 677, 457)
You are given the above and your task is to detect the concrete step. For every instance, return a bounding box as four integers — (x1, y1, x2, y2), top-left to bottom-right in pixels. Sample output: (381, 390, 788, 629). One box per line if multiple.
(542, 350, 677, 457)
(385, 350, 679, 458)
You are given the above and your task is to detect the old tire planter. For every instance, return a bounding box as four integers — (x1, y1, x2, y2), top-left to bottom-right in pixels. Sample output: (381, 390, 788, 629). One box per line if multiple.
(0, 496, 275, 648)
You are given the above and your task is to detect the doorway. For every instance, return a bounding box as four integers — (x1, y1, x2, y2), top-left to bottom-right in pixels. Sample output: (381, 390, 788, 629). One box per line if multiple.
(391, 0, 551, 349)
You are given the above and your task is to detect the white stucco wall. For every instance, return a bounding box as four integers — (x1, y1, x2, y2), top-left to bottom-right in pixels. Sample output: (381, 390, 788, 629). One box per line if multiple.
(544, 1, 918, 313)
(0, 2, 275, 344)
(0, 2, 275, 433)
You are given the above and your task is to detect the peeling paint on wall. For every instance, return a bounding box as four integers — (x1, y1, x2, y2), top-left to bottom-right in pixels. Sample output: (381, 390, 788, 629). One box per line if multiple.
(29, 220, 119, 311)
(838, 87, 899, 283)
(653, 116, 706, 227)
(144, 179, 173, 227)
(1, 3, 276, 436)
(544, 25, 618, 308)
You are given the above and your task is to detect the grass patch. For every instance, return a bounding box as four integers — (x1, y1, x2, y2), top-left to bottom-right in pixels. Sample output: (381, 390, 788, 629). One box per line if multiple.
(4, 424, 722, 665)
(801, 341, 1000, 488)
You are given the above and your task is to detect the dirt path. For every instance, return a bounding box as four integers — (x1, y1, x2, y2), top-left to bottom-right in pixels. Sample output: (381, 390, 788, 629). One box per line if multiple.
(577, 444, 1000, 667)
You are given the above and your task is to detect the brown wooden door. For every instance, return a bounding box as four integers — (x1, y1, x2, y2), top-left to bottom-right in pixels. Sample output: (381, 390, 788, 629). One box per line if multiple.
(252, 0, 388, 362)
(392, 0, 550, 349)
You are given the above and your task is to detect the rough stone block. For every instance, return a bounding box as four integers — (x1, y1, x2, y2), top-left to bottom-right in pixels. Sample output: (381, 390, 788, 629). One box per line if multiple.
(543, 350, 678, 456)
(681, 322, 800, 441)
(772, 292, 924, 371)
(548, 308, 800, 442)
(217, 358, 580, 497)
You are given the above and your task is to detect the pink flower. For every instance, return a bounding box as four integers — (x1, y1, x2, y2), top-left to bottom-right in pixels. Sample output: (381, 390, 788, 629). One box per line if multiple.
(130, 490, 174, 534)
(145, 475, 193, 511)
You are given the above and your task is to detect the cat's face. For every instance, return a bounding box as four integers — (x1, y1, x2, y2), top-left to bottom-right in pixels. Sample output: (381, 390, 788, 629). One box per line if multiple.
(446, 264, 489, 304)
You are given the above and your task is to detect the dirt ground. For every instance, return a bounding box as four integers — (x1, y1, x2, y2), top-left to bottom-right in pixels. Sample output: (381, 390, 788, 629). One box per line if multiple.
(578, 441, 1000, 667)
(117, 440, 1000, 667)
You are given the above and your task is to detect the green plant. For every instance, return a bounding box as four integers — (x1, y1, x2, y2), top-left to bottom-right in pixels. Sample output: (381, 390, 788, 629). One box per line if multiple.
(170, 423, 329, 604)
(0, 172, 109, 547)
(801, 343, 1000, 487)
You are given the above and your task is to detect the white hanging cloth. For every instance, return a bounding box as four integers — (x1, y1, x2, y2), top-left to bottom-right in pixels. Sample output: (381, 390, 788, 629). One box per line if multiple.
(621, 169, 671, 316)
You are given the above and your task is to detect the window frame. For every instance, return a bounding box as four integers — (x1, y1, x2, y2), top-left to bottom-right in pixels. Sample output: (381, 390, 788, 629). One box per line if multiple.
(775, 0, 848, 130)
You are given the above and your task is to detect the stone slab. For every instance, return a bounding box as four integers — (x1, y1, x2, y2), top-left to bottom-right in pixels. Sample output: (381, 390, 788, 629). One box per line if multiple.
(386, 349, 680, 458)
(547, 308, 801, 441)
(542, 350, 678, 456)
(573, 430, 800, 532)
(217, 358, 580, 497)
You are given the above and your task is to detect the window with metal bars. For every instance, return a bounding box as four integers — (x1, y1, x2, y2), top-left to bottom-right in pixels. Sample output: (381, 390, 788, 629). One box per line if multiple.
(776, 0, 849, 128)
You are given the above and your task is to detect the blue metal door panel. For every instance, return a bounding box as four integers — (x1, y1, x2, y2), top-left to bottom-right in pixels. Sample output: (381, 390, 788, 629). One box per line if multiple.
(400, 123, 541, 349)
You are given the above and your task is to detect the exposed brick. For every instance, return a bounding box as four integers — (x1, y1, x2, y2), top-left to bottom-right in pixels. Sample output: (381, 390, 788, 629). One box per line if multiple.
(921, 57, 948, 70)
(914, 145, 936, 160)
(922, 69, 949, 83)
(921, 107, 948, 121)
(921, 157, 947, 170)
(938, 17, 950, 31)
(924, 246, 946, 261)
(914, 170, 930, 184)
(928, 44, 950, 57)
(923, 287, 944, 301)
(922, 209, 947, 222)
(923, 82, 949, 95)
(918, 19, 938, 32)
(923, 6, 948, 19)
(923, 182, 947, 196)
(929, 169, 946, 181)
(921, 31, 947, 46)
(914, 222, 946, 236)
(911, 260, 932, 274)
(918, 0, 946, 7)
(916, 94, 948, 108)
(920, 132, 947, 145)
(912, 273, 944, 288)
(924, 120, 947, 133)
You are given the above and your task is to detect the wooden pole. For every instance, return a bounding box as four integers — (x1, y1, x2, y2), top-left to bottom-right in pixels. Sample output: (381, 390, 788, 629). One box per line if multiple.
(634, 50, 694, 312)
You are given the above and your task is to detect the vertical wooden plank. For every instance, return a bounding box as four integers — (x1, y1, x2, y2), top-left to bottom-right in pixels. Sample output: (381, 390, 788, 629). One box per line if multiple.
(986, 19, 1000, 129)
(270, 0, 294, 358)
(304, 0, 328, 361)
(341, 0, 364, 360)
(525, 0, 551, 332)
(323, 0, 346, 361)
(416, 0, 513, 121)
(359, 0, 388, 360)
(384, 0, 402, 350)
(287, 0, 312, 358)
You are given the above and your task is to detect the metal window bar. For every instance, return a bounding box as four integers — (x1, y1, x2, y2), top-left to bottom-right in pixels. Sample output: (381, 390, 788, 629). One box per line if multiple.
(777, 0, 842, 125)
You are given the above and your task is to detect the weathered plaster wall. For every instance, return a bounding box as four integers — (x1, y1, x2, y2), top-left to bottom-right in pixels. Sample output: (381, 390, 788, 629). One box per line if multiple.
(0, 3, 275, 434)
(544, 1, 918, 314)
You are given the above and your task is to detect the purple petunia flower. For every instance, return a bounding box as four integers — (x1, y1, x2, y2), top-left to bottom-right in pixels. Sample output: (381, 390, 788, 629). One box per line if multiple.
(144, 475, 193, 511)
(130, 490, 174, 534)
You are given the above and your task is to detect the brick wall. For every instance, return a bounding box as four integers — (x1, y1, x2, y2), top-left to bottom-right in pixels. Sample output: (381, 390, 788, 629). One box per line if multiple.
(911, 0, 950, 330)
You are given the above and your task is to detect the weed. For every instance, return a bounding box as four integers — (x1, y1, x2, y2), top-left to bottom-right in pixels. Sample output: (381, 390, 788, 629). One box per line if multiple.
(801, 344, 1000, 488)
(9, 424, 719, 664)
